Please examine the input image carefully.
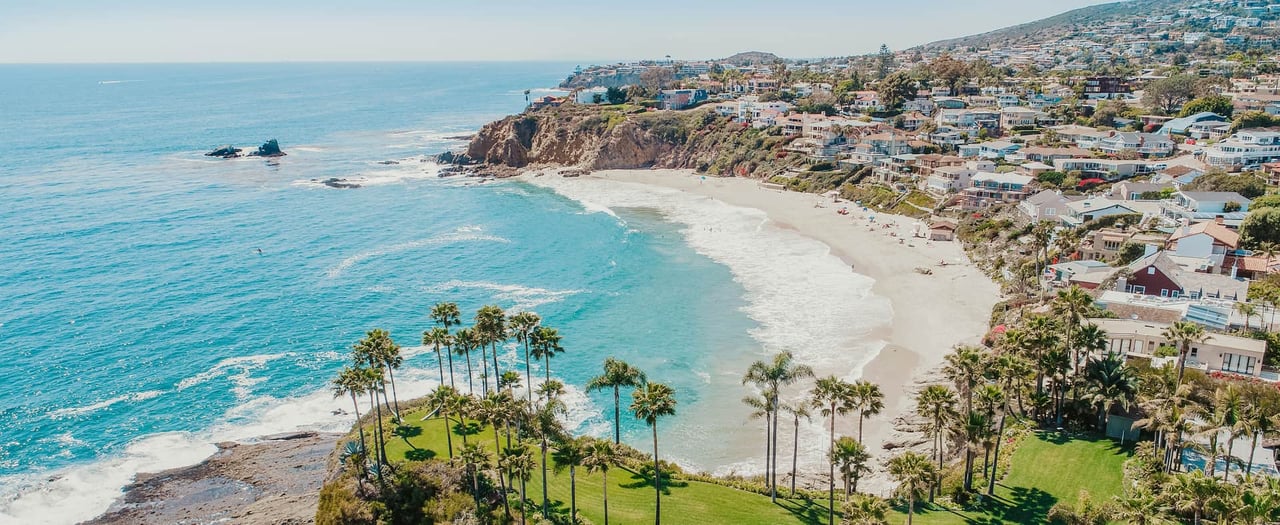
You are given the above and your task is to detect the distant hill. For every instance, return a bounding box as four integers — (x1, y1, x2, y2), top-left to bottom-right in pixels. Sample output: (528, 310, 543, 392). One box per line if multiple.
(719, 51, 782, 66)
(918, 0, 1190, 50)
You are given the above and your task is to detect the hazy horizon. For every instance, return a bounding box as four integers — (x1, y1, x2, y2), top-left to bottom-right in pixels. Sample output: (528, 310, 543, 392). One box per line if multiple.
(1, 0, 1115, 64)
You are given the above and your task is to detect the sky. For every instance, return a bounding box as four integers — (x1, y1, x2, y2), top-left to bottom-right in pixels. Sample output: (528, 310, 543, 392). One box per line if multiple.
(0, 0, 1117, 64)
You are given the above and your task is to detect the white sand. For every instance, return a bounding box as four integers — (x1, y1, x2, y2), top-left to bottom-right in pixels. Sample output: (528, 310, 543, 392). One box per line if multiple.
(527, 168, 1001, 494)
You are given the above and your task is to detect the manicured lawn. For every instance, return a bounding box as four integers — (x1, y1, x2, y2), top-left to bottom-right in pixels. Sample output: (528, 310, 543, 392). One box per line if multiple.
(372, 409, 1130, 525)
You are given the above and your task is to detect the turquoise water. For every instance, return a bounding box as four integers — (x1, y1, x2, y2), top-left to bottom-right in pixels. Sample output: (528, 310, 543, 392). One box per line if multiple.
(0, 63, 766, 523)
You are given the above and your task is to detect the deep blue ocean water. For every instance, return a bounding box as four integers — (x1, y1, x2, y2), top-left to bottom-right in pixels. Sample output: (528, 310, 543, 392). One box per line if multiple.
(0, 63, 771, 523)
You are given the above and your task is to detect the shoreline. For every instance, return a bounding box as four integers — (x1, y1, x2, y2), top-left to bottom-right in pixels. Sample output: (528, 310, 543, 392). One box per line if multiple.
(529, 168, 1001, 494)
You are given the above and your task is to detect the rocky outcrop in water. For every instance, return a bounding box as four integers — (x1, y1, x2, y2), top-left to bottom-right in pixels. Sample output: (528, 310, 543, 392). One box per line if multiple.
(205, 145, 242, 158)
(205, 139, 286, 159)
(248, 139, 285, 158)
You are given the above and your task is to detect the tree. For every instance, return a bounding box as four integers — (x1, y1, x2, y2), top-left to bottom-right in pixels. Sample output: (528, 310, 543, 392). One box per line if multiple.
(423, 327, 452, 388)
(831, 436, 871, 498)
(605, 86, 627, 105)
(1236, 303, 1259, 333)
(743, 351, 815, 502)
(1163, 321, 1208, 387)
(743, 390, 775, 498)
(850, 381, 884, 445)
(1048, 490, 1113, 525)
(812, 376, 854, 525)
(1243, 391, 1278, 477)
(477, 392, 514, 519)
(915, 384, 957, 500)
(639, 67, 675, 93)
(1084, 354, 1138, 432)
(454, 327, 479, 395)
(501, 443, 537, 525)
(529, 326, 564, 388)
(1142, 74, 1198, 115)
(1179, 95, 1234, 118)
(532, 381, 566, 519)
(929, 55, 970, 96)
(460, 442, 492, 509)
(509, 311, 542, 403)
(888, 451, 937, 525)
(944, 346, 986, 415)
(354, 329, 404, 420)
(551, 436, 588, 524)
(1093, 99, 1134, 127)
(631, 381, 677, 525)
(587, 358, 647, 445)
(876, 44, 894, 80)
(876, 71, 915, 112)
(781, 400, 812, 497)
(332, 366, 371, 487)
(1240, 208, 1280, 250)
(1111, 488, 1171, 525)
(429, 385, 458, 459)
(1186, 170, 1266, 199)
(842, 494, 890, 525)
(475, 305, 508, 396)
(1169, 469, 1220, 525)
(583, 439, 621, 525)
(430, 302, 462, 386)
(958, 411, 992, 492)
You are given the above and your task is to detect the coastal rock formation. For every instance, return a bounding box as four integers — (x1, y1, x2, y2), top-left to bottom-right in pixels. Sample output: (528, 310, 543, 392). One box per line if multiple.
(204, 145, 242, 158)
(205, 139, 286, 159)
(248, 139, 285, 157)
(452, 105, 808, 178)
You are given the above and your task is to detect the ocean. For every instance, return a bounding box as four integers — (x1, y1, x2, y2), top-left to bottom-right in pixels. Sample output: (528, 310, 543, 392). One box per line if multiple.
(0, 62, 885, 524)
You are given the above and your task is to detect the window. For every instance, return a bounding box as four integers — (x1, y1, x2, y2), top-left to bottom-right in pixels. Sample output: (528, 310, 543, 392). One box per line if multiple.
(1148, 267, 1156, 275)
(1171, 290, 1180, 298)
(1132, 285, 1146, 294)
(1191, 348, 1198, 357)
(1161, 289, 1169, 297)
(1222, 353, 1258, 375)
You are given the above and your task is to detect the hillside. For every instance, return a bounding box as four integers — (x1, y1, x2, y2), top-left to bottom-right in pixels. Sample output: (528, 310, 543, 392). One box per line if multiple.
(919, 0, 1190, 50)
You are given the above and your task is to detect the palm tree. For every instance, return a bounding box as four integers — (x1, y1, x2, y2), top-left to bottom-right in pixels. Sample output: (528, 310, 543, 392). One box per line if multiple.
(1054, 285, 1094, 374)
(743, 351, 815, 502)
(1111, 488, 1171, 525)
(1083, 354, 1138, 432)
(454, 327, 479, 395)
(529, 326, 564, 387)
(841, 494, 890, 525)
(1169, 469, 1221, 525)
(509, 311, 542, 403)
(475, 305, 508, 395)
(552, 436, 588, 524)
(501, 443, 537, 525)
(1048, 490, 1112, 525)
(477, 392, 514, 518)
(586, 358, 648, 445)
(811, 376, 854, 525)
(460, 442, 492, 510)
(957, 411, 992, 493)
(944, 346, 986, 415)
(332, 366, 371, 481)
(1211, 385, 1246, 481)
(357, 365, 389, 484)
(532, 383, 567, 520)
(887, 451, 937, 525)
(423, 327, 452, 387)
(781, 400, 812, 497)
(974, 385, 1004, 482)
(831, 436, 871, 498)
(1075, 323, 1109, 371)
(743, 391, 775, 492)
(1235, 302, 1259, 333)
(583, 439, 622, 525)
(430, 385, 458, 458)
(1243, 393, 1277, 477)
(354, 329, 403, 420)
(915, 384, 957, 501)
(431, 302, 462, 388)
(1162, 321, 1208, 387)
(631, 381, 677, 525)
(850, 381, 884, 445)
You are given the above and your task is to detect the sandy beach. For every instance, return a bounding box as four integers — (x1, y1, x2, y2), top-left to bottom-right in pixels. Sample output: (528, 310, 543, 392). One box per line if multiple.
(530, 168, 1001, 494)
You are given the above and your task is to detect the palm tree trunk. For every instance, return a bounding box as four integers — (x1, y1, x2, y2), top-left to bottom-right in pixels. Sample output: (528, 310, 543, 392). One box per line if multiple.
(443, 409, 454, 459)
(445, 344, 457, 390)
(988, 415, 1005, 496)
(1176, 346, 1189, 386)
(614, 386, 622, 445)
(386, 367, 401, 421)
(491, 342, 501, 395)
(602, 470, 610, 525)
(828, 409, 835, 525)
(770, 407, 779, 503)
(544, 355, 552, 384)
(368, 390, 386, 487)
(791, 416, 800, 498)
(541, 438, 550, 519)
(525, 340, 533, 403)
(907, 491, 915, 525)
(464, 351, 475, 395)
(1224, 436, 1234, 481)
(570, 466, 577, 524)
(520, 477, 528, 525)
(857, 411, 865, 444)
(436, 346, 446, 386)
(963, 449, 973, 492)
(653, 424, 662, 525)
(480, 346, 490, 396)
(1247, 432, 1259, 476)
(349, 392, 368, 475)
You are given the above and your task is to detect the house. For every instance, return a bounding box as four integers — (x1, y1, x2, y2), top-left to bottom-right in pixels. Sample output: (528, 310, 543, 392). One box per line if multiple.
(1160, 191, 1252, 227)
(1165, 218, 1241, 272)
(1051, 158, 1168, 180)
(929, 220, 958, 241)
(1262, 163, 1280, 186)
(1222, 254, 1280, 280)
(1045, 260, 1117, 289)
(1120, 251, 1249, 300)
(936, 109, 1000, 131)
(1080, 227, 1165, 262)
(1061, 198, 1141, 228)
(934, 98, 967, 110)
(1027, 93, 1064, 110)
(1020, 189, 1072, 223)
(963, 172, 1033, 207)
(1198, 130, 1280, 171)
(657, 89, 708, 110)
(1019, 146, 1091, 163)
(1151, 165, 1206, 186)
(747, 76, 780, 93)
(978, 141, 1022, 159)
(924, 160, 993, 194)
(902, 98, 936, 114)
(1050, 125, 1113, 148)
(1094, 132, 1176, 157)
(996, 93, 1022, 107)
(1110, 181, 1174, 201)
(575, 87, 611, 105)
(1083, 76, 1131, 98)
(852, 91, 883, 112)
(913, 154, 966, 176)
(1158, 112, 1229, 136)
(1000, 107, 1043, 129)
(1087, 318, 1266, 378)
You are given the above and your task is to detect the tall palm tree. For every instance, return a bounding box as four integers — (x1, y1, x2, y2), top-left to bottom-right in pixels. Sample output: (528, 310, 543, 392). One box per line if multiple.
(1054, 285, 1095, 374)
(974, 385, 1004, 481)
(841, 494, 890, 525)
(529, 326, 564, 388)
(944, 346, 986, 416)
(850, 381, 884, 445)
(354, 329, 403, 420)
(552, 436, 588, 524)
(583, 439, 622, 525)
(586, 358, 648, 445)
(332, 366, 371, 477)
(1111, 487, 1171, 525)
(811, 376, 854, 525)
(831, 436, 871, 498)
(359, 365, 389, 484)
(431, 302, 462, 388)
(1083, 354, 1138, 432)
(430, 385, 458, 458)
(1025, 315, 1062, 397)
(423, 327, 452, 387)
(743, 391, 775, 492)
(743, 351, 814, 502)
(1076, 323, 1109, 370)
(781, 400, 812, 497)
(460, 442, 492, 510)
(631, 381, 677, 525)
(957, 411, 992, 492)
(475, 305, 508, 395)
(476, 391, 513, 519)
(1243, 392, 1277, 477)
(1162, 321, 1208, 387)
(1212, 385, 1246, 481)
(454, 327, 479, 395)
(887, 451, 937, 525)
(532, 382, 567, 520)
(509, 311, 542, 402)
(501, 443, 537, 525)
(1048, 489, 1112, 525)
(1235, 302, 1259, 333)
(1169, 469, 1220, 525)
(915, 384, 957, 501)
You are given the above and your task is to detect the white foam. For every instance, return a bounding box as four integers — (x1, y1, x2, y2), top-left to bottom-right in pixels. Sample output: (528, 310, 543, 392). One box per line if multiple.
(326, 228, 511, 279)
(175, 353, 291, 391)
(421, 280, 586, 311)
(47, 390, 166, 419)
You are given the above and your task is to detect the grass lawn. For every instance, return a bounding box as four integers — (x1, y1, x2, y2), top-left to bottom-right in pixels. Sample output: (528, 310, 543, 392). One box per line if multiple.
(372, 409, 1131, 525)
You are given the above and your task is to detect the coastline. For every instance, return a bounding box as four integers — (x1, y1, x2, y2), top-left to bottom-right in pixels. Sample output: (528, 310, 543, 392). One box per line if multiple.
(528, 168, 1001, 494)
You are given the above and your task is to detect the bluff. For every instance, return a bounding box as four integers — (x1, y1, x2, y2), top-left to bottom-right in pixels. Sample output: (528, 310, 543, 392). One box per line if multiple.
(454, 105, 810, 178)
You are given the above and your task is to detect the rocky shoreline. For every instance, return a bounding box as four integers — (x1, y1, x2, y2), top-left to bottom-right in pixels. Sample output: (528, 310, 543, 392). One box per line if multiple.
(84, 431, 340, 525)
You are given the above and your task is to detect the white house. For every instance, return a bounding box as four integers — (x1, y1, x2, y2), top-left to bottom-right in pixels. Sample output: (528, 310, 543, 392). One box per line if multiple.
(978, 141, 1022, 159)
(1198, 130, 1280, 170)
(1094, 132, 1176, 157)
(1160, 191, 1253, 226)
(1061, 198, 1141, 227)
(1020, 189, 1072, 223)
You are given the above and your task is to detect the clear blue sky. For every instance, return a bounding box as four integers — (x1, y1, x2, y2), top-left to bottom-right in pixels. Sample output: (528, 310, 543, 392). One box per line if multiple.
(0, 0, 1116, 63)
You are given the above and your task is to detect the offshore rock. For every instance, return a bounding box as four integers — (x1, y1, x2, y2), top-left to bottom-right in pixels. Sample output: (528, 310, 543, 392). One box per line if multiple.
(247, 139, 286, 158)
(204, 145, 242, 158)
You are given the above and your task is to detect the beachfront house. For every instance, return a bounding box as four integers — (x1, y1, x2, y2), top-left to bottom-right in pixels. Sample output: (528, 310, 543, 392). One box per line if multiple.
(1120, 251, 1248, 300)
(1158, 111, 1229, 136)
(963, 172, 1033, 207)
(929, 220, 958, 241)
(1046, 260, 1117, 289)
(657, 89, 708, 110)
(1094, 132, 1176, 157)
(1051, 158, 1168, 180)
(979, 141, 1022, 159)
(1160, 191, 1252, 227)
(1087, 318, 1267, 378)
(1165, 218, 1240, 272)
(1019, 189, 1072, 223)
(1061, 198, 1140, 228)
(1110, 181, 1174, 201)
(1198, 130, 1280, 171)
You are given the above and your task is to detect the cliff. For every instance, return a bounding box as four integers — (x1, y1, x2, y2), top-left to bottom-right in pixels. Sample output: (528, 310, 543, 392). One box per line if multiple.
(455, 105, 811, 178)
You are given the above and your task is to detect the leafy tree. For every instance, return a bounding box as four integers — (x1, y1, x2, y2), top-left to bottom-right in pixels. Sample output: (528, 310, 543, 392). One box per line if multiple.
(1247, 193, 1280, 210)
(1240, 208, 1280, 250)
(841, 494, 890, 525)
(887, 451, 937, 525)
(631, 381, 677, 525)
(586, 358, 648, 445)
(1185, 170, 1265, 199)
(639, 67, 675, 92)
(1037, 171, 1066, 187)
(929, 55, 970, 96)
(1142, 74, 1199, 115)
(1179, 95, 1234, 118)
(744, 351, 814, 502)
(605, 86, 627, 105)
(876, 44, 894, 80)
(1116, 242, 1147, 265)
(876, 71, 916, 112)
(1224, 201, 1242, 213)
(1093, 99, 1134, 127)
(1231, 111, 1280, 133)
